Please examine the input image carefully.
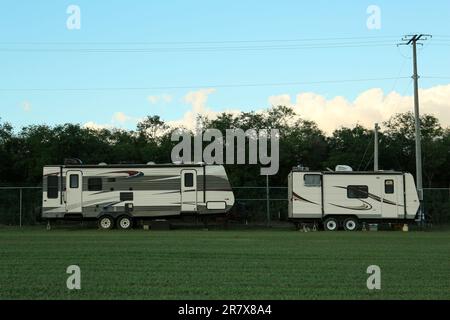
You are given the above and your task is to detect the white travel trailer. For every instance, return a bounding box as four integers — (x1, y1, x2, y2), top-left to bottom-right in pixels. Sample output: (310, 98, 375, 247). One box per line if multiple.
(42, 162, 235, 230)
(288, 167, 420, 231)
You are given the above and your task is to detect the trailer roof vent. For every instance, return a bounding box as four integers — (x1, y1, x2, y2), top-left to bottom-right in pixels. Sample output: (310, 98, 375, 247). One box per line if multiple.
(64, 158, 82, 165)
(335, 165, 353, 172)
(118, 161, 137, 164)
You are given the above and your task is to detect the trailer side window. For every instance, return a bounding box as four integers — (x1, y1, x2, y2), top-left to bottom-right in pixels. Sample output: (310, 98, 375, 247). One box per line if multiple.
(184, 173, 194, 187)
(304, 174, 321, 187)
(347, 185, 369, 199)
(88, 178, 103, 191)
(69, 174, 79, 189)
(47, 176, 59, 199)
(385, 180, 394, 194)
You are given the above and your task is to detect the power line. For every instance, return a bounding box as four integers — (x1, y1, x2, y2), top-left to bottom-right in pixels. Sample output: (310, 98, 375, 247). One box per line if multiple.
(388, 56, 409, 94)
(399, 78, 413, 97)
(357, 138, 373, 171)
(363, 152, 375, 171)
(0, 42, 396, 53)
(422, 76, 450, 80)
(0, 76, 412, 92)
(0, 35, 401, 46)
(0, 37, 402, 54)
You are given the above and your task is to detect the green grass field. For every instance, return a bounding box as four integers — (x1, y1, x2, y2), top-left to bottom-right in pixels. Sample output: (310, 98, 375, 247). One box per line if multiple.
(0, 227, 449, 300)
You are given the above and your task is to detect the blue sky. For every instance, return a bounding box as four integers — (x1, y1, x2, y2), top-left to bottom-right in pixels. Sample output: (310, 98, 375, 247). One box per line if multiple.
(0, 0, 449, 131)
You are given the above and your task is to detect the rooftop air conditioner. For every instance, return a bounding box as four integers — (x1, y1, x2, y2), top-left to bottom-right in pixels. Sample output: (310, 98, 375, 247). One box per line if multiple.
(335, 165, 353, 172)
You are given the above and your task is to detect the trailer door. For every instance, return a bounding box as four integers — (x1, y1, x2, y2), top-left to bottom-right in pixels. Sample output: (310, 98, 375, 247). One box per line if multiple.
(293, 173, 322, 218)
(65, 170, 83, 213)
(181, 169, 197, 212)
(381, 177, 400, 218)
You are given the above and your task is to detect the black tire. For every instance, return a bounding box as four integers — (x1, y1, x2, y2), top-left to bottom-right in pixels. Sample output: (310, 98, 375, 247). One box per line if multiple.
(117, 215, 133, 230)
(98, 216, 114, 230)
(324, 217, 339, 231)
(343, 217, 359, 231)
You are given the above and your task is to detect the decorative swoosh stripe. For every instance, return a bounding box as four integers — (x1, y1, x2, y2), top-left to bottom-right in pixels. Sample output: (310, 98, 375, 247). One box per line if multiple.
(330, 199, 373, 211)
(292, 192, 319, 205)
(105, 171, 144, 178)
(367, 194, 402, 206)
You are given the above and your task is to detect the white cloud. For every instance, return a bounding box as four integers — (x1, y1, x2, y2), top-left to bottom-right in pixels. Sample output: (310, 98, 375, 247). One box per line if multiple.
(147, 94, 173, 105)
(112, 111, 132, 123)
(268, 94, 292, 107)
(84, 84, 450, 135)
(84, 111, 140, 130)
(167, 88, 216, 130)
(161, 94, 172, 103)
(111, 112, 144, 126)
(148, 96, 159, 104)
(22, 101, 32, 112)
(184, 88, 216, 113)
(268, 84, 450, 134)
(83, 121, 113, 130)
(167, 88, 241, 131)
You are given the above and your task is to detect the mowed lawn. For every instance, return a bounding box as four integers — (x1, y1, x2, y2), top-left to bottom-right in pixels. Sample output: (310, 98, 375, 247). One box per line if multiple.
(0, 227, 449, 300)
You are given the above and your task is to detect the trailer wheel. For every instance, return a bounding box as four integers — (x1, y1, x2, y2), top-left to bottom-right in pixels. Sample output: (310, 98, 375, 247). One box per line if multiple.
(117, 216, 133, 230)
(324, 218, 339, 231)
(98, 216, 114, 230)
(343, 217, 359, 231)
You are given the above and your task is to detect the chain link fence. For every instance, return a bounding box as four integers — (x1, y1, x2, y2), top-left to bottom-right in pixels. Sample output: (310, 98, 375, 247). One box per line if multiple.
(0, 186, 449, 226)
(230, 186, 288, 224)
(423, 188, 450, 225)
(0, 187, 42, 226)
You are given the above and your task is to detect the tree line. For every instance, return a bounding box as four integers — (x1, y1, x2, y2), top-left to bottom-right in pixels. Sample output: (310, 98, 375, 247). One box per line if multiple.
(0, 106, 449, 188)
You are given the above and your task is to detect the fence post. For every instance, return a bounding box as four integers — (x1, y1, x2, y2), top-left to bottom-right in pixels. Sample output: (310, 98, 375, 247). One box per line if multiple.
(19, 188, 23, 228)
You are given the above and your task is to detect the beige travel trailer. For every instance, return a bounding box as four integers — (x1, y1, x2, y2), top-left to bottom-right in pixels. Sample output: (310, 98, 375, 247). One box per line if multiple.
(288, 166, 420, 231)
(42, 162, 235, 230)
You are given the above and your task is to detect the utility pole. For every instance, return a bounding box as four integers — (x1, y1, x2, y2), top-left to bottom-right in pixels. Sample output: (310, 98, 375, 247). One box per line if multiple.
(374, 123, 379, 171)
(398, 34, 432, 224)
(266, 174, 270, 227)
